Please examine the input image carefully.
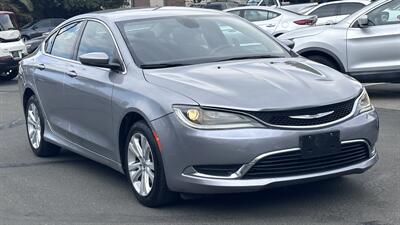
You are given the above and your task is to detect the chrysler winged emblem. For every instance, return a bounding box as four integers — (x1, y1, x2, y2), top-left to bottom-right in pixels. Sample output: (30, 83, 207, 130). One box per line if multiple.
(289, 111, 334, 119)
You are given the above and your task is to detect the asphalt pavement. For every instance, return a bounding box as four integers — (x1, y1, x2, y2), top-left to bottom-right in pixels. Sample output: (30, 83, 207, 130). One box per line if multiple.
(0, 80, 399, 225)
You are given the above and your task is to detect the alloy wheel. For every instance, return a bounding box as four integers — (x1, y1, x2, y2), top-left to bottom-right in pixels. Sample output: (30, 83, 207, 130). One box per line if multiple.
(127, 133, 155, 196)
(27, 103, 42, 149)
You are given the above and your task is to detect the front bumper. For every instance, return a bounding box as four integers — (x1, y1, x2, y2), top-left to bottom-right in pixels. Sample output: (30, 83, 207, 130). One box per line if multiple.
(0, 56, 20, 72)
(152, 109, 379, 194)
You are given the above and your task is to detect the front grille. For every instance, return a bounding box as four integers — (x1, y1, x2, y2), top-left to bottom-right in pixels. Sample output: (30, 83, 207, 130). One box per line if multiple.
(246, 98, 356, 127)
(193, 165, 242, 176)
(243, 142, 370, 179)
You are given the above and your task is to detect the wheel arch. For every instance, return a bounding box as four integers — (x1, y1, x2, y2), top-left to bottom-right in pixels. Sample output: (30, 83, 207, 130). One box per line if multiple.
(298, 47, 346, 73)
(23, 88, 36, 112)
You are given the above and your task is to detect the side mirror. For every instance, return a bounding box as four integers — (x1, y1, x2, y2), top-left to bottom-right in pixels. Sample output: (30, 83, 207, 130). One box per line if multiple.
(79, 52, 122, 71)
(280, 39, 295, 49)
(358, 15, 369, 28)
(32, 25, 38, 30)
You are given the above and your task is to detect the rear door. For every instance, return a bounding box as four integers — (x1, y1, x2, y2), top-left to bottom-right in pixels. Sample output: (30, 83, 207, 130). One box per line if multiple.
(33, 21, 84, 138)
(309, 4, 339, 25)
(243, 9, 281, 33)
(346, 0, 400, 76)
(62, 20, 123, 159)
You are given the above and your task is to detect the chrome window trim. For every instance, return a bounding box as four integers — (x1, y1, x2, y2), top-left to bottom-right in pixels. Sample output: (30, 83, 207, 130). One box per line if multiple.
(41, 18, 127, 75)
(184, 139, 373, 180)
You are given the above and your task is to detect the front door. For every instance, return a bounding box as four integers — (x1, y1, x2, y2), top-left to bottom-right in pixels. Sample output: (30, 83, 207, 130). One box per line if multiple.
(347, 0, 400, 76)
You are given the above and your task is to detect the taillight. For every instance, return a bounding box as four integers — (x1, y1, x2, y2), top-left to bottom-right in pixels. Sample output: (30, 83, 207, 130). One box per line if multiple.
(294, 17, 316, 25)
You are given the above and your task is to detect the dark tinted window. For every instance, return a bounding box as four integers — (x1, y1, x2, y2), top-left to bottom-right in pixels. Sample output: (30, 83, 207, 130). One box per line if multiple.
(339, 3, 364, 15)
(311, 5, 338, 17)
(77, 21, 116, 61)
(0, 14, 17, 31)
(34, 19, 51, 28)
(268, 11, 280, 19)
(259, 0, 277, 6)
(51, 22, 83, 59)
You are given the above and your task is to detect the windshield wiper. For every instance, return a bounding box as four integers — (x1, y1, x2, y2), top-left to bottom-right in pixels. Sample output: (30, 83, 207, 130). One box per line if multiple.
(214, 55, 282, 63)
(141, 63, 190, 69)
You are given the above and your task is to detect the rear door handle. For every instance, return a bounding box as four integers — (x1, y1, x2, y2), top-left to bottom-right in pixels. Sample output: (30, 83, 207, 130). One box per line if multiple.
(66, 70, 78, 78)
(37, 64, 46, 70)
(265, 24, 275, 27)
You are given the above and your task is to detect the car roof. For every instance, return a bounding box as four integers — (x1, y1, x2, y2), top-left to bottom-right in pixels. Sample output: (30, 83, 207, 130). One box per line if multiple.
(315, 0, 370, 6)
(224, 6, 294, 14)
(78, 7, 226, 22)
(0, 11, 14, 14)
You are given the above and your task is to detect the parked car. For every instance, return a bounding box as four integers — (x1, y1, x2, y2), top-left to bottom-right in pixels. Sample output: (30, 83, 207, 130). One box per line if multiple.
(303, 0, 370, 26)
(225, 6, 317, 36)
(20, 18, 65, 41)
(204, 1, 240, 10)
(19, 7, 379, 207)
(279, 0, 400, 82)
(0, 11, 27, 81)
(25, 32, 48, 54)
(246, 0, 318, 13)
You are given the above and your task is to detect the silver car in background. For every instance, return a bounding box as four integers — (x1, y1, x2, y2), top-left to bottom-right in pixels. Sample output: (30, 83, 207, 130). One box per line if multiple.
(279, 0, 400, 82)
(303, 0, 370, 26)
(19, 7, 379, 207)
(225, 6, 317, 36)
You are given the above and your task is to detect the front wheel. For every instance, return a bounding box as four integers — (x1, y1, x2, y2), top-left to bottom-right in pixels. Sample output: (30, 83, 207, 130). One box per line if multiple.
(0, 69, 18, 81)
(124, 121, 178, 207)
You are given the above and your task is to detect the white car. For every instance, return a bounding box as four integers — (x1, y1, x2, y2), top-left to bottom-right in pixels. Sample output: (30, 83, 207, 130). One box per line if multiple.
(224, 6, 317, 36)
(303, 0, 371, 26)
(0, 11, 27, 81)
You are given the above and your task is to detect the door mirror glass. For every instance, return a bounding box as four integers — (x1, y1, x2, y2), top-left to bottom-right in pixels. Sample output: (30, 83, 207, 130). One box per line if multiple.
(358, 15, 369, 28)
(79, 52, 121, 70)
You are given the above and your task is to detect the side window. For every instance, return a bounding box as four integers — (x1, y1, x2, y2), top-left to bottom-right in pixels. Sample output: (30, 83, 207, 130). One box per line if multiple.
(228, 10, 242, 16)
(77, 21, 117, 62)
(339, 3, 364, 15)
(244, 10, 270, 22)
(366, 0, 400, 26)
(44, 33, 56, 54)
(311, 5, 338, 17)
(34, 19, 51, 28)
(51, 22, 83, 59)
(268, 11, 280, 20)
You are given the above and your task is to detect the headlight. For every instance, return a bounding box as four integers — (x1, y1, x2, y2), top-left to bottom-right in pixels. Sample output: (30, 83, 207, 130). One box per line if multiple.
(173, 106, 263, 129)
(357, 88, 373, 114)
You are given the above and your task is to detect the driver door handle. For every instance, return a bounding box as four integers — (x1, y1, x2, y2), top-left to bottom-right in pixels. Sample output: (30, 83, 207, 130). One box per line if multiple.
(265, 24, 275, 27)
(37, 64, 46, 70)
(66, 70, 78, 78)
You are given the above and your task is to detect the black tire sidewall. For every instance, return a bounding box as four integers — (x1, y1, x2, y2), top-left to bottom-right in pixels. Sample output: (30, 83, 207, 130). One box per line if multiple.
(25, 95, 45, 155)
(0, 69, 18, 81)
(123, 121, 168, 206)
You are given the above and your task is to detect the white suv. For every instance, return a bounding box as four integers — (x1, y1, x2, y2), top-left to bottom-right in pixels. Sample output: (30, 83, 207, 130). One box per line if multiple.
(279, 0, 400, 83)
(0, 11, 27, 81)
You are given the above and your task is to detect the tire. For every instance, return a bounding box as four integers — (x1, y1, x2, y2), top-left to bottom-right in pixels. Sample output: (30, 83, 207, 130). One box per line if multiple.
(123, 121, 178, 207)
(0, 69, 18, 82)
(306, 55, 340, 71)
(25, 95, 61, 157)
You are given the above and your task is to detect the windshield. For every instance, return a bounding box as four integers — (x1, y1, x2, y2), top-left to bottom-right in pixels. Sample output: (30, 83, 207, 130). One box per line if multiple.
(117, 15, 289, 68)
(0, 14, 18, 31)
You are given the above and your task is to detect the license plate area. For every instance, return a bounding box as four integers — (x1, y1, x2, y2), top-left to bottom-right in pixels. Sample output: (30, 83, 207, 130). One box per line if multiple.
(300, 131, 341, 159)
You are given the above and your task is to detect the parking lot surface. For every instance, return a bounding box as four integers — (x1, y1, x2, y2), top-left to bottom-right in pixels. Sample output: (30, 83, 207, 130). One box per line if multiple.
(0, 80, 399, 225)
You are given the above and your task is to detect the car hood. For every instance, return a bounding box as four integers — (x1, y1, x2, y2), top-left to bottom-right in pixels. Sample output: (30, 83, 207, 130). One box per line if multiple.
(0, 30, 21, 41)
(143, 58, 362, 111)
(278, 26, 328, 40)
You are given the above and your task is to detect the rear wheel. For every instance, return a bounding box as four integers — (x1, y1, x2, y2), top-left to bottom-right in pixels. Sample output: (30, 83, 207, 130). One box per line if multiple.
(306, 55, 340, 71)
(25, 95, 61, 157)
(123, 121, 178, 207)
(0, 69, 18, 81)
